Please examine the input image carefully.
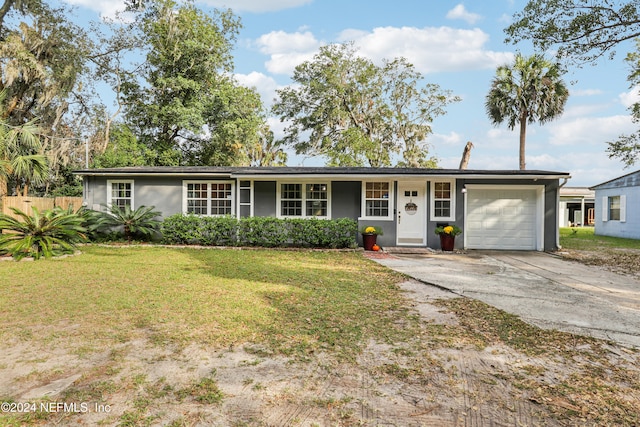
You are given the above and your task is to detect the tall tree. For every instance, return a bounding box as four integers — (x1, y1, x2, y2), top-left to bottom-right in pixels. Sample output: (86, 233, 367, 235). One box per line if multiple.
(0, 1, 93, 194)
(505, 0, 640, 64)
(485, 53, 569, 170)
(122, 0, 265, 166)
(272, 43, 459, 167)
(607, 38, 640, 166)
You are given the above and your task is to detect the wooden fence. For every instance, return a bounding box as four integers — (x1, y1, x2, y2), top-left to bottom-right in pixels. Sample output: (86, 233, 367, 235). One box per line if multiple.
(1, 196, 84, 218)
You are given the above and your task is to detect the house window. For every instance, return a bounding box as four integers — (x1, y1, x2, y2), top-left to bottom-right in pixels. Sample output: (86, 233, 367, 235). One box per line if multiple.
(184, 181, 233, 216)
(364, 182, 390, 217)
(430, 180, 455, 221)
(239, 180, 252, 218)
(107, 180, 133, 209)
(609, 196, 621, 221)
(602, 195, 626, 222)
(281, 183, 302, 216)
(279, 182, 329, 218)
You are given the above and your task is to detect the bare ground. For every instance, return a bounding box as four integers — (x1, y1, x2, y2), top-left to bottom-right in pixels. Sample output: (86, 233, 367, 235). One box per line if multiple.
(1, 255, 639, 426)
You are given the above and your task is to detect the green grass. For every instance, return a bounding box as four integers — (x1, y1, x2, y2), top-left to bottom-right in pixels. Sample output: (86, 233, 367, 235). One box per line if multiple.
(0, 245, 416, 360)
(560, 227, 640, 250)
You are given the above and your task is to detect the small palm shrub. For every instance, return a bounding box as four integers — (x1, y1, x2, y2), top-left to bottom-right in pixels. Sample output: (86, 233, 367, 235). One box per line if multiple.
(0, 206, 87, 260)
(97, 204, 162, 243)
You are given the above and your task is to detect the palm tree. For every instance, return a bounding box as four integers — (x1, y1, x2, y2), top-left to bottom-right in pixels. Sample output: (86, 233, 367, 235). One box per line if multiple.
(98, 204, 162, 243)
(0, 206, 87, 260)
(0, 91, 48, 196)
(485, 54, 569, 170)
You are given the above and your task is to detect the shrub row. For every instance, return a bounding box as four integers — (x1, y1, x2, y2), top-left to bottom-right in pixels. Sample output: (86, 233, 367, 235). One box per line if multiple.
(160, 215, 358, 249)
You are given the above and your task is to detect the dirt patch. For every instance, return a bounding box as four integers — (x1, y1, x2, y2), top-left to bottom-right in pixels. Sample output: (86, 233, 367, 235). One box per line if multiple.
(1, 279, 638, 426)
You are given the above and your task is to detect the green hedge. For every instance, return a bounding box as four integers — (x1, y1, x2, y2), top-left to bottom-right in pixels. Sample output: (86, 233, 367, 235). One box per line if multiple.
(161, 215, 358, 249)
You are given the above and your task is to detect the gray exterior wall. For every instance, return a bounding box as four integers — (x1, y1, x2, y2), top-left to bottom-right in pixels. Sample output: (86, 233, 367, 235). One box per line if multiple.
(84, 176, 185, 218)
(83, 174, 563, 251)
(331, 181, 360, 219)
(254, 181, 276, 217)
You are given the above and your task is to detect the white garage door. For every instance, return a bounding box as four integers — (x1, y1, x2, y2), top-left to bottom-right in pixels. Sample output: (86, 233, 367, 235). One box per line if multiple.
(466, 188, 540, 250)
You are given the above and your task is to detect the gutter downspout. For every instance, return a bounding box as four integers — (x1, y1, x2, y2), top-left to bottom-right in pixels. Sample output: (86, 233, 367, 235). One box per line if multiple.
(556, 177, 570, 250)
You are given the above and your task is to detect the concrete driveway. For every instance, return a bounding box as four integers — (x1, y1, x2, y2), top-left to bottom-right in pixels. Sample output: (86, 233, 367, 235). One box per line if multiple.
(370, 251, 640, 349)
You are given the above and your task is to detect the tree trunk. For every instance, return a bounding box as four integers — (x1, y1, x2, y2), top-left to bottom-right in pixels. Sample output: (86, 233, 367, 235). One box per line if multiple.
(519, 116, 527, 170)
(458, 141, 473, 169)
(0, 177, 7, 198)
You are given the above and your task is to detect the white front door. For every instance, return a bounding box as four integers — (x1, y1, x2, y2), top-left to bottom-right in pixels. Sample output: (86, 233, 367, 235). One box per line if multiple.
(397, 182, 426, 245)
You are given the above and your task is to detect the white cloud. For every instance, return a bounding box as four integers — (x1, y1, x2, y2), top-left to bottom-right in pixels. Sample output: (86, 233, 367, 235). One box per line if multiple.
(198, 0, 312, 13)
(572, 88, 604, 96)
(63, 0, 311, 18)
(547, 115, 635, 146)
(254, 30, 322, 74)
(234, 72, 282, 105)
(619, 85, 640, 108)
(498, 13, 512, 25)
(431, 131, 464, 146)
(340, 26, 513, 74)
(446, 4, 482, 25)
(62, 0, 126, 18)
(254, 25, 514, 78)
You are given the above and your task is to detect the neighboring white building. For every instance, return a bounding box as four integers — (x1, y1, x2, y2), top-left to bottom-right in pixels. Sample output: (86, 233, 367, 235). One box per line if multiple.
(591, 170, 640, 240)
(559, 187, 595, 227)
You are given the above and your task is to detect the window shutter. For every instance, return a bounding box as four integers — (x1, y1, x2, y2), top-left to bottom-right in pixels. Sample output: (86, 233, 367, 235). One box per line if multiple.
(602, 196, 608, 222)
(620, 195, 626, 223)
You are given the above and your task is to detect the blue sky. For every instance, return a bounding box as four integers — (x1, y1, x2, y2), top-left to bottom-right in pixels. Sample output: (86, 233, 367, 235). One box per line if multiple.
(61, 0, 640, 186)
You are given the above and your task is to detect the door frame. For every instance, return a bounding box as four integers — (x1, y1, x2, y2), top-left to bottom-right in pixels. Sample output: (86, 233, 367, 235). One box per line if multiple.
(396, 181, 427, 246)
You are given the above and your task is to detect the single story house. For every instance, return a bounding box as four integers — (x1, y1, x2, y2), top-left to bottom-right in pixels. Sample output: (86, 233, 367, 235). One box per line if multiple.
(74, 166, 571, 251)
(590, 169, 640, 240)
(559, 187, 595, 227)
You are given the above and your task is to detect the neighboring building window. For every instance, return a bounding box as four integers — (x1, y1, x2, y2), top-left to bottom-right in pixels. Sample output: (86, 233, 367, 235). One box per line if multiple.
(107, 180, 133, 209)
(184, 181, 233, 216)
(609, 196, 621, 221)
(279, 182, 329, 217)
(602, 195, 626, 222)
(430, 180, 455, 221)
(364, 182, 390, 217)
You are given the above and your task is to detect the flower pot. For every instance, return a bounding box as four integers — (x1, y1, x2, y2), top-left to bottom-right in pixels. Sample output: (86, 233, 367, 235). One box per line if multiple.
(440, 234, 455, 251)
(362, 233, 377, 251)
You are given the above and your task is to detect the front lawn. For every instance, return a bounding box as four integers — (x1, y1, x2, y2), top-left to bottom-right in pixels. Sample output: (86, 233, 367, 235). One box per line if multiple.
(560, 226, 640, 250)
(0, 246, 415, 360)
(559, 227, 640, 276)
(1, 245, 638, 426)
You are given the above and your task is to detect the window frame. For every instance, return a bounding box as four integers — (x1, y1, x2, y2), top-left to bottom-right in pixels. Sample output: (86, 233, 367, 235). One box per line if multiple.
(182, 180, 235, 216)
(276, 181, 331, 218)
(429, 179, 456, 221)
(360, 181, 393, 221)
(107, 180, 134, 210)
(603, 195, 626, 222)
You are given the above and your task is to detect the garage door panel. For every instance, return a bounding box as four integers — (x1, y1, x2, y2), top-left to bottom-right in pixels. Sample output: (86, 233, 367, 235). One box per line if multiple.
(466, 188, 539, 250)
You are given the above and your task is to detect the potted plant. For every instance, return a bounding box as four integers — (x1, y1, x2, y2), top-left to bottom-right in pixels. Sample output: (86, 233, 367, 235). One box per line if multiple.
(434, 224, 462, 251)
(360, 225, 383, 251)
